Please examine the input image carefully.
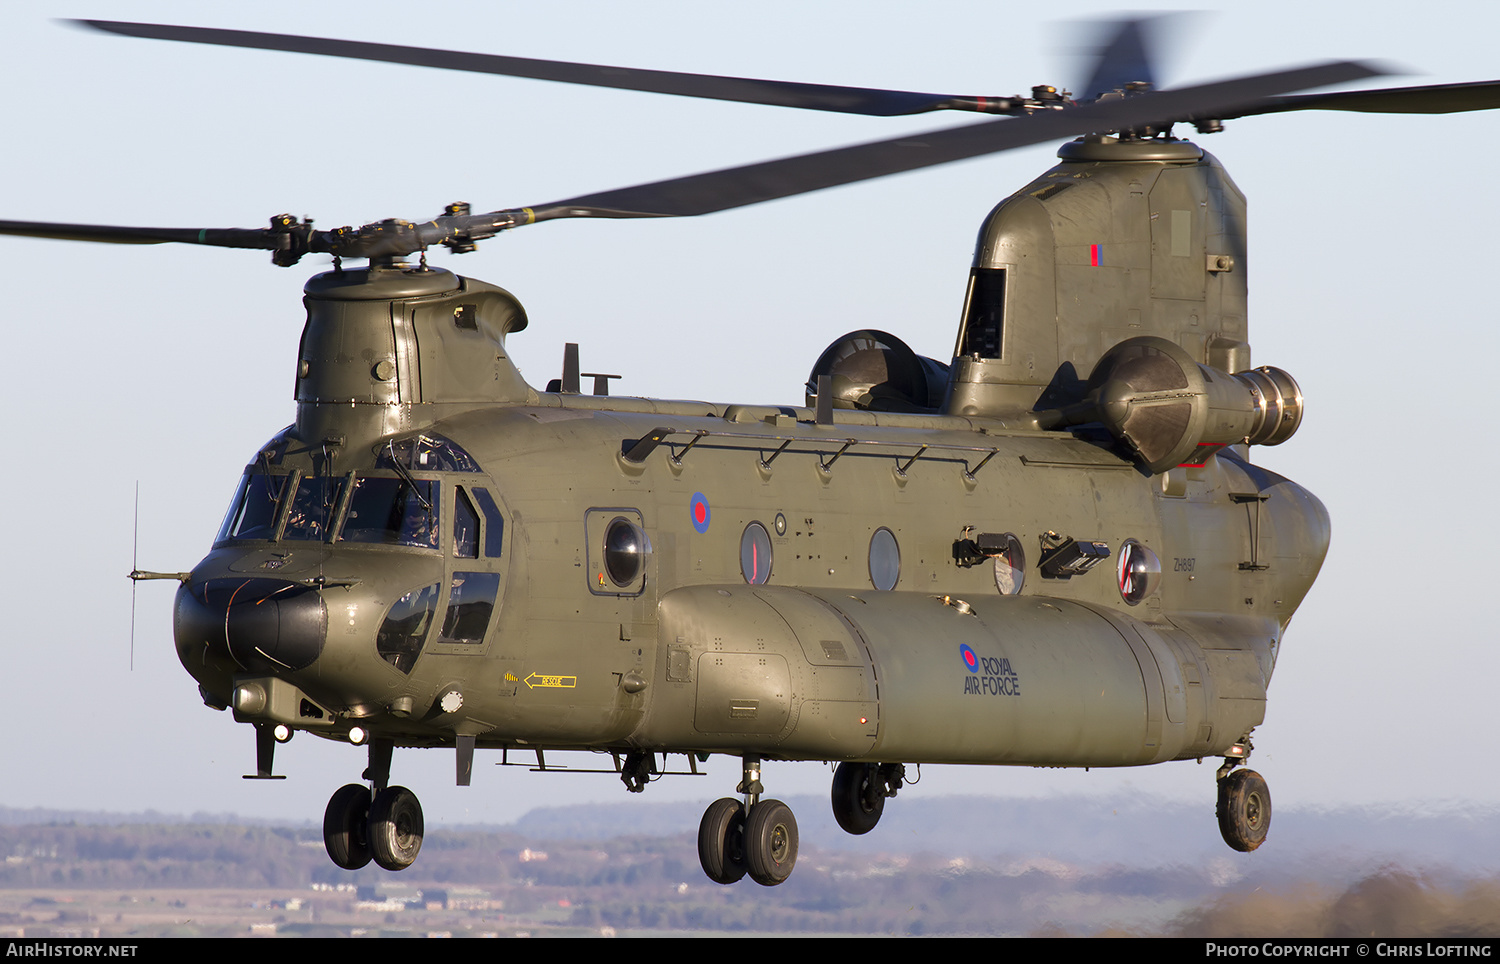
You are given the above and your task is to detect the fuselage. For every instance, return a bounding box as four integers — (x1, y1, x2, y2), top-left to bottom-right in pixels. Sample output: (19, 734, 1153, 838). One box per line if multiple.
(174, 137, 1330, 777)
(178, 384, 1329, 770)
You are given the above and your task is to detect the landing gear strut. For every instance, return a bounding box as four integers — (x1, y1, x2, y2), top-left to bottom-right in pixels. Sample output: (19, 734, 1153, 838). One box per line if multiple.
(831, 762, 905, 835)
(697, 755, 799, 886)
(1216, 757, 1271, 852)
(321, 739, 426, 872)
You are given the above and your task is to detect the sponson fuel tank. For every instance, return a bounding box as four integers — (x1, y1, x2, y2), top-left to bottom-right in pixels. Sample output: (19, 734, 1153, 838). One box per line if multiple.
(634, 584, 1277, 766)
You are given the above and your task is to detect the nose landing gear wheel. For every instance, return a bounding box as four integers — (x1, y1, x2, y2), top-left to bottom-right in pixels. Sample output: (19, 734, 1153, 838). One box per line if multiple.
(323, 783, 373, 870)
(744, 798, 798, 886)
(368, 785, 425, 871)
(831, 762, 885, 835)
(697, 797, 748, 885)
(1217, 768, 1271, 852)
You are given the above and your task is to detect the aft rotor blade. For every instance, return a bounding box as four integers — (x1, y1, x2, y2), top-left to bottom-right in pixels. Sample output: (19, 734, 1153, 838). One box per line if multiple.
(518, 60, 1384, 220)
(81, 19, 995, 117)
(1077, 17, 1161, 101)
(1218, 80, 1500, 118)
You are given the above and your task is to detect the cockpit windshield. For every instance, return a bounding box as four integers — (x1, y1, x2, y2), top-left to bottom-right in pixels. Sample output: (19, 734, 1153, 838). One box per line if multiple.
(216, 472, 287, 543)
(340, 477, 440, 550)
(214, 430, 477, 550)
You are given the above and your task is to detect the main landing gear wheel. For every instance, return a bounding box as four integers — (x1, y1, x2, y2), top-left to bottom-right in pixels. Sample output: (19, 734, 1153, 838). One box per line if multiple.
(323, 783, 373, 871)
(743, 798, 798, 886)
(368, 785, 425, 871)
(831, 762, 886, 835)
(1217, 768, 1271, 852)
(697, 797, 747, 885)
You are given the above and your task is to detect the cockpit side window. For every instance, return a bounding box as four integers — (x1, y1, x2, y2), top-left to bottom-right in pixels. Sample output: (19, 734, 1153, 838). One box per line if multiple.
(340, 477, 440, 550)
(472, 487, 505, 557)
(453, 488, 479, 559)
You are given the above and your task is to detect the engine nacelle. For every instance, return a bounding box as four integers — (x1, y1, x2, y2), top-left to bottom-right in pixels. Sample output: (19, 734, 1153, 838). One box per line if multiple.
(1049, 336, 1303, 473)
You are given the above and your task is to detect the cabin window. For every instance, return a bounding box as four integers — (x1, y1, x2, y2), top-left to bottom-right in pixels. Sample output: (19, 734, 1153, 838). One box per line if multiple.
(586, 509, 649, 596)
(604, 517, 651, 588)
(868, 528, 900, 591)
(957, 267, 1006, 359)
(992, 533, 1026, 595)
(740, 522, 773, 585)
(1117, 540, 1162, 605)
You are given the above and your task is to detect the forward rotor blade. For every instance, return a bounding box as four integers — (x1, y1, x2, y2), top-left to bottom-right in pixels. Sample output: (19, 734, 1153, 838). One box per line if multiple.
(81, 19, 995, 117)
(0, 220, 275, 248)
(1218, 80, 1500, 118)
(518, 60, 1384, 221)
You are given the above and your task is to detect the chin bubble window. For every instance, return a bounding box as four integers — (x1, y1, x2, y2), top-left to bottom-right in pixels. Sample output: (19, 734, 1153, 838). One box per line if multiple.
(740, 522, 773, 585)
(1117, 540, 1162, 605)
(868, 527, 900, 591)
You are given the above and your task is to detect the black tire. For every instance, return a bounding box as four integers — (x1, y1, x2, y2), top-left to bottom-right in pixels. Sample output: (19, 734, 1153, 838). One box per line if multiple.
(1217, 768, 1271, 852)
(323, 783, 372, 870)
(369, 785, 425, 871)
(831, 762, 885, 835)
(744, 799, 798, 886)
(697, 797, 747, 885)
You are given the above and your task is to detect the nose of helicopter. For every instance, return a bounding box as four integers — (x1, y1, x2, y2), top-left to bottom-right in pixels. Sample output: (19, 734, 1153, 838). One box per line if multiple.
(175, 577, 328, 674)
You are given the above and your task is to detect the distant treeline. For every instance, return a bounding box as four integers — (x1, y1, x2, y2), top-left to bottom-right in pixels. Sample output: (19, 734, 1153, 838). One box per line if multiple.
(1, 820, 1497, 936)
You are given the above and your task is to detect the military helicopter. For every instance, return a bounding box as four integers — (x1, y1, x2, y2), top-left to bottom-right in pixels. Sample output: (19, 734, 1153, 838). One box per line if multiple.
(5, 16, 1499, 888)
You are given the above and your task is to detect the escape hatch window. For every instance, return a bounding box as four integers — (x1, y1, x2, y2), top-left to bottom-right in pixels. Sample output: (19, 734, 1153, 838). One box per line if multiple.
(585, 508, 650, 596)
(957, 267, 1006, 359)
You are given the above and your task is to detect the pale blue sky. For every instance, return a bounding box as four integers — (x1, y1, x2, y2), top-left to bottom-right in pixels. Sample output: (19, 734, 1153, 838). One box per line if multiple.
(1, 0, 1496, 843)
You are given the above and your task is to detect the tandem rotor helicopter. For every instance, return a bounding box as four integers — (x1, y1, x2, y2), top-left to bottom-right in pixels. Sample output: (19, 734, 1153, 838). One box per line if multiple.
(6, 15, 1498, 887)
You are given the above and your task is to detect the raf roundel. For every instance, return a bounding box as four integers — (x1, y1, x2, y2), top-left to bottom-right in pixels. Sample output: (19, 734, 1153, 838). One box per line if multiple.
(690, 492, 711, 534)
(960, 644, 979, 674)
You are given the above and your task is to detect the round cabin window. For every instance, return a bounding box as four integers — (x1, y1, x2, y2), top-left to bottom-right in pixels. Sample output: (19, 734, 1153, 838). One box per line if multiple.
(1117, 540, 1161, 605)
(604, 517, 651, 588)
(991, 533, 1026, 595)
(740, 522, 773, 585)
(868, 528, 900, 591)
